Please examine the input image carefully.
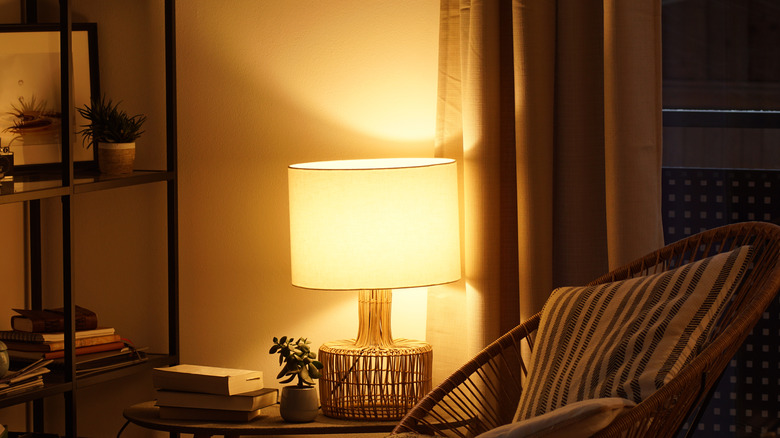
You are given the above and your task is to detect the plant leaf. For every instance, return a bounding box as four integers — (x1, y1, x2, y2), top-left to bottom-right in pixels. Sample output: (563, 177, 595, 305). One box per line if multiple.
(308, 363, 322, 379)
(280, 374, 295, 384)
(300, 366, 312, 385)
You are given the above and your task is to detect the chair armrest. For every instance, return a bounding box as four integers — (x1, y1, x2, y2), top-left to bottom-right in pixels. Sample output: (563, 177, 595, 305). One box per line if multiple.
(392, 315, 540, 437)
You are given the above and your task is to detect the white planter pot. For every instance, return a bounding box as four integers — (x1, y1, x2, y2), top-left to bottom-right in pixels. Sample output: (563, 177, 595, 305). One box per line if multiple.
(98, 142, 135, 174)
(279, 386, 319, 422)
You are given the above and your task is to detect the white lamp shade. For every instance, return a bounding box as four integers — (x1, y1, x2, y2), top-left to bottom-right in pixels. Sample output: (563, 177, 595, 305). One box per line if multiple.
(288, 158, 461, 290)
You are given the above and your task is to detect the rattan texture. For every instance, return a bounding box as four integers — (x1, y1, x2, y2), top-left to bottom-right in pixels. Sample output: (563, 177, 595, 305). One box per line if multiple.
(391, 222, 780, 437)
(319, 339, 433, 420)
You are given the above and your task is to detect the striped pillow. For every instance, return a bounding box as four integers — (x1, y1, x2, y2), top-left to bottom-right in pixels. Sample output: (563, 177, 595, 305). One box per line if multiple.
(515, 246, 753, 421)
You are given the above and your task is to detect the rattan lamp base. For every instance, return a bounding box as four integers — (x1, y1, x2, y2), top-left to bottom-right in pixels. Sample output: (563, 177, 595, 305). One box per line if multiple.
(318, 339, 433, 420)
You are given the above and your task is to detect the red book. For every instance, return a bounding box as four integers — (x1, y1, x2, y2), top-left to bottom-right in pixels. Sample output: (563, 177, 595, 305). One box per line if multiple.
(8, 341, 126, 361)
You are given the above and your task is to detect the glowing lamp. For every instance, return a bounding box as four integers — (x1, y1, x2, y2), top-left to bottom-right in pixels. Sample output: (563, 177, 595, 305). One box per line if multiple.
(288, 157, 460, 420)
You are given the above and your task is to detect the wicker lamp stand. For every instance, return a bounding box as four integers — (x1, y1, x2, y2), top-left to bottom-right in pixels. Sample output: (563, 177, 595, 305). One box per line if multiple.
(287, 158, 461, 421)
(318, 289, 433, 420)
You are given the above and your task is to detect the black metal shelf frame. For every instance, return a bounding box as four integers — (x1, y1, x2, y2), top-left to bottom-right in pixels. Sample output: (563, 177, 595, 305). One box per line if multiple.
(0, 1, 179, 435)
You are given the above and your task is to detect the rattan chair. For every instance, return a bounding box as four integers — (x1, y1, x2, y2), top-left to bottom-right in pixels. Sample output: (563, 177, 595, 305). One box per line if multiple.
(392, 221, 780, 437)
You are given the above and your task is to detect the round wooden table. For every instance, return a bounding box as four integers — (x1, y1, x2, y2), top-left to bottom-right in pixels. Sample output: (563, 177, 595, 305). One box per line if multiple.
(123, 401, 398, 437)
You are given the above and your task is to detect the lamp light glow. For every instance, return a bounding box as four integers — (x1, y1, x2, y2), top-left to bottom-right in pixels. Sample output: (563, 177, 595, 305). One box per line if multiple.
(289, 158, 460, 290)
(287, 157, 461, 420)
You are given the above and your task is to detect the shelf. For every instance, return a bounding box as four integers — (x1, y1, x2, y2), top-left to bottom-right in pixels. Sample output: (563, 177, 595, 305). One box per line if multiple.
(73, 170, 174, 194)
(0, 170, 173, 205)
(0, 174, 67, 205)
(0, 1, 179, 434)
(0, 354, 177, 409)
(74, 353, 177, 388)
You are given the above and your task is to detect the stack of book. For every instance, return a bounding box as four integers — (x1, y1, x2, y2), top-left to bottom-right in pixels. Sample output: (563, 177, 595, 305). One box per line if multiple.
(0, 358, 51, 398)
(0, 306, 147, 376)
(152, 364, 277, 421)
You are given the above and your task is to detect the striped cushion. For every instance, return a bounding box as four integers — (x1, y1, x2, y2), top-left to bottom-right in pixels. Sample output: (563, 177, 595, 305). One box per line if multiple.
(515, 246, 753, 421)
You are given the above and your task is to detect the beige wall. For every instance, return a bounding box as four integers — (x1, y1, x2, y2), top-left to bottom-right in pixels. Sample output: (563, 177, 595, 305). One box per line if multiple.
(0, 1, 440, 435)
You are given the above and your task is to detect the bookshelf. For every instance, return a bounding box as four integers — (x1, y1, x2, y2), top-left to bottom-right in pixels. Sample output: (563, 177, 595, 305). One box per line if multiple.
(0, 1, 179, 436)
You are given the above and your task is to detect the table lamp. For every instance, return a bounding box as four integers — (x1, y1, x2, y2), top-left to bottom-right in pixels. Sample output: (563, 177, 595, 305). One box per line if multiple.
(288, 157, 461, 420)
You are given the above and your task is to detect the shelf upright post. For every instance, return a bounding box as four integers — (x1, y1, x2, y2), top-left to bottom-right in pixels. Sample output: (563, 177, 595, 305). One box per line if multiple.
(28, 199, 45, 432)
(21, 0, 38, 24)
(165, 0, 180, 363)
(59, 0, 77, 436)
(20, 0, 47, 432)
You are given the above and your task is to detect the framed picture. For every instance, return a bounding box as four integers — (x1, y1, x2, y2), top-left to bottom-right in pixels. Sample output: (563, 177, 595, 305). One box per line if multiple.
(0, 23, 99, 172)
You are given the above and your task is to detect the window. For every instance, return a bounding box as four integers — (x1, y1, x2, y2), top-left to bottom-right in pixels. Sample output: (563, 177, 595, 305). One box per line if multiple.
(662, 2, 780, 437)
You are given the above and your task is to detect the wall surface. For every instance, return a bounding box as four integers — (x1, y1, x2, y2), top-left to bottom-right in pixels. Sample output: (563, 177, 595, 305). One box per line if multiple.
(0, 1, 440, 436)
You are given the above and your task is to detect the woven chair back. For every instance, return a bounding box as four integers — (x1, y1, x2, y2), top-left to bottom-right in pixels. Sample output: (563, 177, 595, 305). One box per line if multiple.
(392, 222, 780, 438)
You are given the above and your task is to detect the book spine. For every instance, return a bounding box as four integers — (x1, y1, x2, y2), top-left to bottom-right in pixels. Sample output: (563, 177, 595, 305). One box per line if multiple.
(0, 331, 47, 342)
(11, 311, 98, 333)
(9, 341, 126, 361)
(1, 334, 122, 352)
(45, 341, 126, 359)
(0, 327, 116, 343)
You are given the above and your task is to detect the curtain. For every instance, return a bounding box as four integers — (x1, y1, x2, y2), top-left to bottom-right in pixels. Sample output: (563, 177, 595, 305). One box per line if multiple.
(427, 0, 665, 384)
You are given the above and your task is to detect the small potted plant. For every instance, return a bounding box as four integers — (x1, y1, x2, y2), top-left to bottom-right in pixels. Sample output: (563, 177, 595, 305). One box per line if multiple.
(269, 336, 323, 422)
(76, 95, 146, 175)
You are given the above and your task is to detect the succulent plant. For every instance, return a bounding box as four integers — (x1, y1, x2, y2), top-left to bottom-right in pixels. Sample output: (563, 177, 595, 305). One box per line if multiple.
(269, 336, 324, 387)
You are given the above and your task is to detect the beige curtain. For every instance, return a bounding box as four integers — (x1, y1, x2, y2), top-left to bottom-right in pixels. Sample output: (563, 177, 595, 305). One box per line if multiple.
(427, 0, 665, 384)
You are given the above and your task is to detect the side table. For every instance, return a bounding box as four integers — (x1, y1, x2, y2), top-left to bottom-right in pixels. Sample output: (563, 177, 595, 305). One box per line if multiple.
(123, 401, 398, 437)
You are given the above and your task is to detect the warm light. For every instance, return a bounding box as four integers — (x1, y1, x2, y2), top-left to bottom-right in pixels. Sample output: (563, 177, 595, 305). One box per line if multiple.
(287, 157, 461, 420)
(288, 158, 461, 290)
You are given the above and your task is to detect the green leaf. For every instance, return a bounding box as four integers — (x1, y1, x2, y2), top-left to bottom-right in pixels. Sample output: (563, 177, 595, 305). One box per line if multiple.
(279, 336, 287, 345)
(300, 366, 312, 385)
(308, 363, 322, 379)
(269, 345, 280, 354)
(312, 360, 323, 369)
(280, 374, 296, 384)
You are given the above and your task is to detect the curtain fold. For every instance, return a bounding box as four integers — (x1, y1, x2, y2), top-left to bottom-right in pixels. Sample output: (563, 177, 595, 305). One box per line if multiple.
(427, 0, 664, 384)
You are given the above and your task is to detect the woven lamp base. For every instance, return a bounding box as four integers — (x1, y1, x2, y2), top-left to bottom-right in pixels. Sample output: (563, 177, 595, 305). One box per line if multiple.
(318, 339, 432, 420)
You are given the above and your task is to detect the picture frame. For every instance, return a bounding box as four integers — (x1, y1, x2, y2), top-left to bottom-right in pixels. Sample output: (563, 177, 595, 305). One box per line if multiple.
(0, 23, 99, 172)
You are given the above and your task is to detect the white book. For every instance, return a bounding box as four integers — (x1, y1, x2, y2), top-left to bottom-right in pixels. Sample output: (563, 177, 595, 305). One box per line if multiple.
(152, 364, 264, 396)
(155, 387, 278, 411)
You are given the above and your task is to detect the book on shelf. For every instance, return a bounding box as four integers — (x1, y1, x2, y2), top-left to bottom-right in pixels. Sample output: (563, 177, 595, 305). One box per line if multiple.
(11, 306, 98, 333)
(152, 364, 264, 396)
(7, 341, 126, 362)
(74, 346, 148, 377)
(0, 358, 52, 398)
(0, 327, 115, 343)
(1, 334, 121, 352)
(155, 387, 278, 411)
(0, 376, 44, 397)
(157, 405, 264, 422)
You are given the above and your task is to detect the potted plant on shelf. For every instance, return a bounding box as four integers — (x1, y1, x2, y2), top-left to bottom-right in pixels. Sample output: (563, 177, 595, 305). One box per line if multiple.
(269, 336, 324, 422)
(76, 95, 146, 175)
